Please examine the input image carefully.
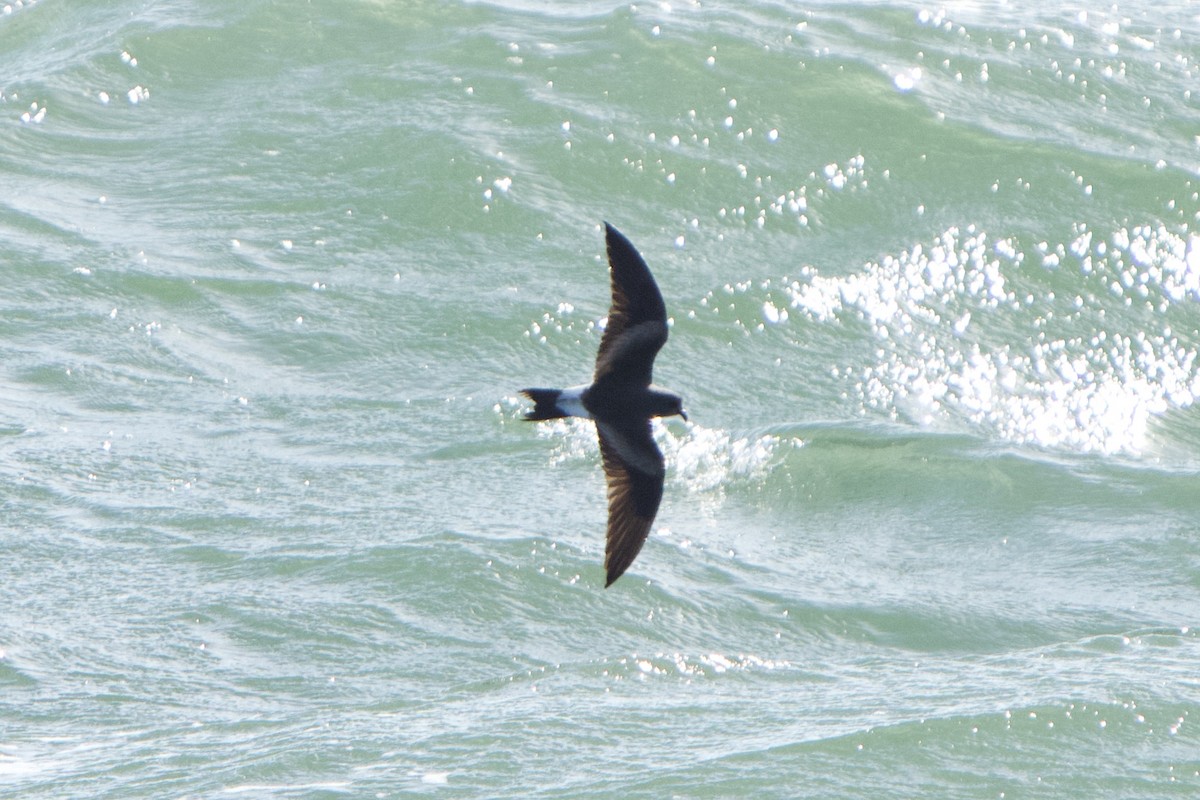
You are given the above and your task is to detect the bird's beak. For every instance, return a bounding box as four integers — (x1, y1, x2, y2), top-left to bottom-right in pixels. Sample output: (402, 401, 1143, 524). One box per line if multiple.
(679, 410, 689, 422)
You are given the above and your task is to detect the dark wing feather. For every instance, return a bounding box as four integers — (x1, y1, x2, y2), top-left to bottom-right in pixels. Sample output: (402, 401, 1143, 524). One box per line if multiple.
(594, 223, 669, 387)
(597, 420, 665, 587)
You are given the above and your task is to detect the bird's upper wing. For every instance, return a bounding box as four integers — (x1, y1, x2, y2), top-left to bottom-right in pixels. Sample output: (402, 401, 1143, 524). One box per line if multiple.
(594, 223, 669, 388)
(596, 419, 665, 587)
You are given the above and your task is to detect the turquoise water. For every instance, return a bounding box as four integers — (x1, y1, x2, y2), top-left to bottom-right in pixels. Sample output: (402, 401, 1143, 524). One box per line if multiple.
(2, 1, 1200, 796)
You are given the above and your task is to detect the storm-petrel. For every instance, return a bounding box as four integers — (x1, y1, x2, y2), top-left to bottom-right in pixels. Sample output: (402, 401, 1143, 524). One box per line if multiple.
(521, 223, 687, 587)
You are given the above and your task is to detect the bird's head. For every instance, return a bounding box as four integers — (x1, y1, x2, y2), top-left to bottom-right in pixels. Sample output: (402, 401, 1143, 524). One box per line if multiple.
(650, 391, 687, 422)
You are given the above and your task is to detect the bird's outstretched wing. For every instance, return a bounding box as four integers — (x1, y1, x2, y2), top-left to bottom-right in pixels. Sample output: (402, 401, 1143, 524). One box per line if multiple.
(596, 419, 665, 586)
(594, 223, 669, 388)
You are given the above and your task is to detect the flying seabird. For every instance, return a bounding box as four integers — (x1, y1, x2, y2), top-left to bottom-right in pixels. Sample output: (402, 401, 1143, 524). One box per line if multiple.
(521, 223, 687, 587)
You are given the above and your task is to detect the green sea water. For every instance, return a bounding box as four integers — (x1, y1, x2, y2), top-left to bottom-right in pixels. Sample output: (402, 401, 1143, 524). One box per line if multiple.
(2, 1, 1200, 797)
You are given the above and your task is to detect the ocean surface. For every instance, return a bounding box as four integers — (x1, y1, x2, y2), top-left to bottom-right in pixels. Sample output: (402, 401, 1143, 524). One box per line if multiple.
(3, 1, 1200, 797)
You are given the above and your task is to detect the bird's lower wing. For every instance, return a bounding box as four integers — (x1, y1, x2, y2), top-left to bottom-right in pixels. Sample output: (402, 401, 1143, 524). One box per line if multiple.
(596, 421, 665, 587)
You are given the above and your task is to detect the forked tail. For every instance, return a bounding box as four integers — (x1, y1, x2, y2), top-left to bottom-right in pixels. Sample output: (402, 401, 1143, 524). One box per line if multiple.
(520, 388, 567, 420)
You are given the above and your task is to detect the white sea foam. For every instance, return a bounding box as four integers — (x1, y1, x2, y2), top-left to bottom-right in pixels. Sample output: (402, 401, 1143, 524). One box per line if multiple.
(221, 782, 352, 794)
(782, 224, 1200, 455)
(613, 651, 793, 681)
(659, 421, 783, 493)
(0, 753, 40, 777)
(533, 417, 784, 495)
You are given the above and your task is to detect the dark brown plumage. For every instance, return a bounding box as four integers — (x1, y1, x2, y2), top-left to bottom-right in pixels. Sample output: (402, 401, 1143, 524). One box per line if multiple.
(520, 223, 686, 586)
